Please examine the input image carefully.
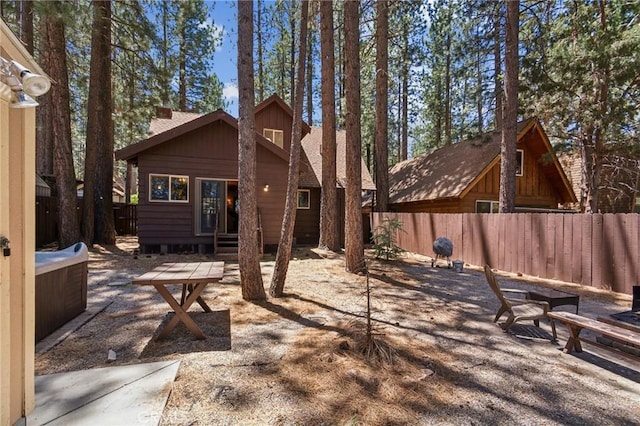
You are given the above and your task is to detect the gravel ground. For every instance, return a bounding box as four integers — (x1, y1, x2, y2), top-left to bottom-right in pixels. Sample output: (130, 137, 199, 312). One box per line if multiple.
(35, 238, 640, 425)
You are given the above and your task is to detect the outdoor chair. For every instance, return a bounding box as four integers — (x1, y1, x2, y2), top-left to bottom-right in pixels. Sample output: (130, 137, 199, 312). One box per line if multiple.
(484, 265, 557, 341)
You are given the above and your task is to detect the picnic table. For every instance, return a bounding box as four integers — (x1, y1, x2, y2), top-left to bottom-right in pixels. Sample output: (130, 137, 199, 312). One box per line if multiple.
(133, 262, 224, 340)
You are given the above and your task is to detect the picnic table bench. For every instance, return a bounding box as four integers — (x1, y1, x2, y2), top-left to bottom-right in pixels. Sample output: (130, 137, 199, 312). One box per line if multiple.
(133, 262, 224, 340)
(547, 311, 640, 361)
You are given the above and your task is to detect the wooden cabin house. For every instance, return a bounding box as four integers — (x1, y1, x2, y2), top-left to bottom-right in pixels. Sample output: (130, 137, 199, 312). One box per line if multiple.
(115, 95, 375, 254)
(388, 118, 576, 213)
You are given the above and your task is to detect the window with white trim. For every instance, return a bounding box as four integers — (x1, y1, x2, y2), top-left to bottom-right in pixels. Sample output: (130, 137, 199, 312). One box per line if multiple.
(476, 200, 499, 213)
(297, 189, 310, 209)
(263, 128, 284, 148)
(149, 174, 189, 202)
(516, 149, 524, 176)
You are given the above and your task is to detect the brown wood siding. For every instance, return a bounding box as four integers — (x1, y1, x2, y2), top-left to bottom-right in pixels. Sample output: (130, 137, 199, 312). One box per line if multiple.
(391, 198, 463, 213)
(137, 119, 289, 249)
(294, 188, 321, 244)
(255, 102, 293, 152)
(467, 144, 559, 208)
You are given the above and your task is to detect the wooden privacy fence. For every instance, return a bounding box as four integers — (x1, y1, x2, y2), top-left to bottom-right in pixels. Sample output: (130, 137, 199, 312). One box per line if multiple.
(36, 197, 137, 248)
(372, 212, 639, 296)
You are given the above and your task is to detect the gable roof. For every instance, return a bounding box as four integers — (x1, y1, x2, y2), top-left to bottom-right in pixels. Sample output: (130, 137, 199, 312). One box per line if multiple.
(389, 117, 576, 204)
(255, 94, 312, 135)
(115, 109, 291, 164)
(301, 127, 376, 190)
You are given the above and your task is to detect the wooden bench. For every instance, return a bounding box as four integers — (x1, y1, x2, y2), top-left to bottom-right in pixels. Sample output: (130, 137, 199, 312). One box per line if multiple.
(547, 311, 640, 361)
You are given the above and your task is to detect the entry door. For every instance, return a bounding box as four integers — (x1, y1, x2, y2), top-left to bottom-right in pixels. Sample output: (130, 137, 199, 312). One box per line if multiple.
(197, 179, 226, 235)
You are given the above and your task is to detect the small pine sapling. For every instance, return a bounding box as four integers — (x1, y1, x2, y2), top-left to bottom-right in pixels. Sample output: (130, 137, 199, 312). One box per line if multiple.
(371, 217, 404, 260)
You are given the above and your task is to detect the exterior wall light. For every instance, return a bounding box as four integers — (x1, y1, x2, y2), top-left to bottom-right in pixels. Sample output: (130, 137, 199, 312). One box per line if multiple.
(0, 56, 51, 108)
(263, 184, 269, 192)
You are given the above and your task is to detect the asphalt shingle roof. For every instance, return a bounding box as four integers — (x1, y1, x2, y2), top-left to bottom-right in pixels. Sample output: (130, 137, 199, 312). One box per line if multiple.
(389, 118, 535, 204)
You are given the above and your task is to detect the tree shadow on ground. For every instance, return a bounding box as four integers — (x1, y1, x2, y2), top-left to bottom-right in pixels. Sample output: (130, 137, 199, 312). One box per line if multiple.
(139, 310, 231, 358)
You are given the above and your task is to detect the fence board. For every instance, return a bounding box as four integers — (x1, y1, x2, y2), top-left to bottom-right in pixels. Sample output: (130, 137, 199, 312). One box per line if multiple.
(581, 215, 592, 286)
(522, 214, 532, 276)
(559, 215, 572, 283)
(545, 214, 557, 279)
(621, 214, 638, 294)
(591, 214, 604, 289)
(530, 214, 543, 278)
(602, 214, 616, 291)
(570, 215, 582, 284)
(610, 214, 626, 294)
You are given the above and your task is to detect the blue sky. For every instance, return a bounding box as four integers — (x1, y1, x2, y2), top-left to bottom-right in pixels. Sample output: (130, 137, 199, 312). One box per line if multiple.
(206, 1, 239, 115)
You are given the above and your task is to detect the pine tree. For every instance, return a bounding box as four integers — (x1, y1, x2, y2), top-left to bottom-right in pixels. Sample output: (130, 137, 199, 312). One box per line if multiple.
(318, 0, 339, 252)
(83, 0, 115, 245)
(270, 0, 309, 298)
(41, 1, 81, 248)
(374, 0, 389, 212)
(498, 0, 519, 213)
(237, 0, 266, 301)
(344, 0, 365, 273)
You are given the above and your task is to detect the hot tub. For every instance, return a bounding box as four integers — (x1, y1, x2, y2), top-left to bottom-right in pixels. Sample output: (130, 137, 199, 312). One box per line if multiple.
(35, 242, 89, 342)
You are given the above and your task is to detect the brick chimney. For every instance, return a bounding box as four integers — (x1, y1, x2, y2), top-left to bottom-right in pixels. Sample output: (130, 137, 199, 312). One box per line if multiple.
(156, 106, 172, 119)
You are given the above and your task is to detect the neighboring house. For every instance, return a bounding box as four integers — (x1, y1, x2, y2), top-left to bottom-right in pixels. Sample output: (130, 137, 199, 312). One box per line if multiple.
(115, 94, 375, 254)
(76, 174, 126, 203)
(36, 174, 51, 197)
(559, 152, 640, 213)
(388, 117, 576, 213)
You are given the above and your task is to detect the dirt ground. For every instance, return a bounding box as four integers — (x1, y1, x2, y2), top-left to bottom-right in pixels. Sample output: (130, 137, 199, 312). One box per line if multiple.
(35, 237, 640, 425)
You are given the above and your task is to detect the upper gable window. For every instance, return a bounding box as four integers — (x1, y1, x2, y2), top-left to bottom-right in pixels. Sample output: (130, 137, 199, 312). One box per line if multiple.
(263, 128, 284, 148)
(516, 149, 524, 176)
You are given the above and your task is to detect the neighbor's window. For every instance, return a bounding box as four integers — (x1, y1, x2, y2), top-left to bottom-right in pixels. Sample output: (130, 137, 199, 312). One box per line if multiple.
(149, 174, 189, 202)
(516, 149, 524, 176)
(476, 200, 500, 213)
(297, 189, 310, 209)
(263, 128, 284, 148)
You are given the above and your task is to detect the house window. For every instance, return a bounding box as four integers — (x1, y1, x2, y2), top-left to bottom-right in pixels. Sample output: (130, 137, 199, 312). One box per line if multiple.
(297, 189, 310, 209)
(476, 200, 500, 213)
(263, 128, 284, 148)
(149, 174, 189, 202)
(516, 149, 524, 176)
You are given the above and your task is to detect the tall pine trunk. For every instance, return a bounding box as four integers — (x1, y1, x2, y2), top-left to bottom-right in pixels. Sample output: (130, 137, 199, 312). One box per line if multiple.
(36, 15, 53, 177)
(344, 0, 365, 273)
(43, 1, 81, 248)
(400, 20, 409, 160)
(318, 0, 339, 252)
(269, 1, 309, 298)
(494, 3, 503, 131)
(499, 0, 518, 213)
(84, 0, 116, 245)
(237, 0, 266, 301)
(256, 0, 264, 102)
(374, 0, 389, 212)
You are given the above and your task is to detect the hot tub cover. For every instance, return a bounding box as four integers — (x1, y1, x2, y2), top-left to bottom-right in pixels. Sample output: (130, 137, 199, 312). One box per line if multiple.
(35, 242, 89, 275)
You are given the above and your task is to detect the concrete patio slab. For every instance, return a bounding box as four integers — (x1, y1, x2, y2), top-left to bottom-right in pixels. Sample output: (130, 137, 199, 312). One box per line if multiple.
(28, 360, 180, 426)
